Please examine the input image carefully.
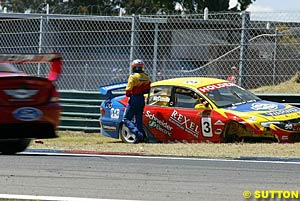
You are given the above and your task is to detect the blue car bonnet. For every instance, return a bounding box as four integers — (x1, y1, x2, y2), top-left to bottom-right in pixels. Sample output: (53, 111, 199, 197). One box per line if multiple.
(225, 100, 288, 112)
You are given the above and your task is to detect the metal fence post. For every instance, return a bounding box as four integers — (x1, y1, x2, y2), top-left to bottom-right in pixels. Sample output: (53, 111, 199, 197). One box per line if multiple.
(152, 23, 159, 81)
(38, 16, 44, 76)
(129, 14, 137, 73)
(238, 11, 250, 87)
(272, 28, 278, 85)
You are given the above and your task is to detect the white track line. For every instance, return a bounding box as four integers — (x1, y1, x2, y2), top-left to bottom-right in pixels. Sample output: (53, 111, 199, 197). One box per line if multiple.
(0, 194, 138, 201)
(21, 151, 300, 165)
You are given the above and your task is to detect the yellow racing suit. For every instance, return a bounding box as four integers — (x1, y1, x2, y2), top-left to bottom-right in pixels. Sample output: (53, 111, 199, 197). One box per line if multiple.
(123, 72, 151, 142)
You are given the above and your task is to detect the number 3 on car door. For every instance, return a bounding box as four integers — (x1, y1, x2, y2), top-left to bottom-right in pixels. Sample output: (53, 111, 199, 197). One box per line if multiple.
(201, 117, 212, 137)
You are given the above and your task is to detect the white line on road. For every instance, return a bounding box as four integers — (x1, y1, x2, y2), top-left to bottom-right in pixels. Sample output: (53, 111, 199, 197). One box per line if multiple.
(0, 194, 138, 201)
(21, 151, 300, 165)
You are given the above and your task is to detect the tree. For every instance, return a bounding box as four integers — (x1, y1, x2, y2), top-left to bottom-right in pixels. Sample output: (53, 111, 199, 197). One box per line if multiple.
(58, 0, 112, 15)
(6, 0, 255, 15)
(237, 0, 256, 11)
(115, 0, 175, 15)
(117, 0, 255, 15)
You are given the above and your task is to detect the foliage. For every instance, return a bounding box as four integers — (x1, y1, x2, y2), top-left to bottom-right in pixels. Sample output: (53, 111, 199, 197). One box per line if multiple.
(5, 0, 256, 15)
(237, 0, 255, 11)
(117, 0, 255, 15)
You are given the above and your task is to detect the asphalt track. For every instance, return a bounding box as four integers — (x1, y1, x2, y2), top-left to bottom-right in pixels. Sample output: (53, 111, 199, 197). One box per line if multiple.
(0, 149, 299, 201)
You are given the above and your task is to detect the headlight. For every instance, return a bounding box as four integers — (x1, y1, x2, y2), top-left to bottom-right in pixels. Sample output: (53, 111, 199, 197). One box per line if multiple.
(261, 121, 281, 128)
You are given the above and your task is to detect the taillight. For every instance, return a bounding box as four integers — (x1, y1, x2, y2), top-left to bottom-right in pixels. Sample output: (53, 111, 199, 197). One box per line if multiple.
(50, 87, 59, 102)
(100, 106, 105, 116)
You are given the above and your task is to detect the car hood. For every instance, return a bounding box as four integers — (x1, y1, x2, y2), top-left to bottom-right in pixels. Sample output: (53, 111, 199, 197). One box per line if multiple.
(224, 100, 300, 120)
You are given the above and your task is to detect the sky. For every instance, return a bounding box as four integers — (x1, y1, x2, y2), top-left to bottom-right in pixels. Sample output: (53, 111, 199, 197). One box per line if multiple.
(229, 0, 300, 12)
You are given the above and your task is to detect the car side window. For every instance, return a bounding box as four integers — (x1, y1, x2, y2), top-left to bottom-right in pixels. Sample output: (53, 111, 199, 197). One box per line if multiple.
(148, 86, 172, 106)
(174, 87, 200, 108)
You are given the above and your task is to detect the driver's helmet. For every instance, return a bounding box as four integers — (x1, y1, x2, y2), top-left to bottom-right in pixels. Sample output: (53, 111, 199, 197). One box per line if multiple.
(131, 59, 144, 73)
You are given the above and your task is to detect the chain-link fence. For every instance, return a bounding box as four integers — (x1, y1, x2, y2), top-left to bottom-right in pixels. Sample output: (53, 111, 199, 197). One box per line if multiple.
(0, 12, 300, 92)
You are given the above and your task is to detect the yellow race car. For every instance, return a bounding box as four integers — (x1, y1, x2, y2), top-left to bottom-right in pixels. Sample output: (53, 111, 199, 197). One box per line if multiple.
(100, 77, 300, 143)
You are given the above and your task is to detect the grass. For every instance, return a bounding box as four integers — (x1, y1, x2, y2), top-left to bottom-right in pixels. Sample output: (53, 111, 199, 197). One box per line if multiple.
(29, 75, 300, 159)
(250, 73, 300, 94)
(28, 131, 300, 159)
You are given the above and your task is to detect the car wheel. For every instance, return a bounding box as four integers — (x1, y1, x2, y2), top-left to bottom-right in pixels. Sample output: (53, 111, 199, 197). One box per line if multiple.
(119, 124, 137, 143)
(223, 121, 241, 143)
(224, 133, 240, 143)
(0, 139, 31, 155)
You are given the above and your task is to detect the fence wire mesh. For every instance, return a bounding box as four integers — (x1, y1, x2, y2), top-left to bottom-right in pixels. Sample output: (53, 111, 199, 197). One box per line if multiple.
(0, 12, 299, 93)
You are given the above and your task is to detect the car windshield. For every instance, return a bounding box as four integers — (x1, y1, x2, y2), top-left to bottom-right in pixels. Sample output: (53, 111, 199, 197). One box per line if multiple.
(201, 85, 261, 108)
(0, 63, 19, 73)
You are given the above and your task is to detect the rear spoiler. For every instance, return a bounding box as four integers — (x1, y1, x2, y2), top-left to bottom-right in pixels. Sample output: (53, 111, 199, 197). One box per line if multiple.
(99, 82, 127, 98)
(0, 53, 62, 81)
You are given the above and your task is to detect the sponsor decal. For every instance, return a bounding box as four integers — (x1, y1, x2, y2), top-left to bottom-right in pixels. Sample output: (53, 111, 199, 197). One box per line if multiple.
(215, 128, 223, 135)
(262, 107, 300, 116)
(169, 110, 199, 137)
(201, 117, 212, 137)
(145, 111, 173, 136)
(251, 103, 278, 111)
(105, 102, 112, 108)
(110, 108, 120, 119)
(184, 80, 198, 84)
(214, 120, 225, 125)
(288, 123, 300, 131)
(152, 95, 170, 103)
(285, 124, 293, 130)
(198, 82, 235, 93)
(13, 107, 42, 121)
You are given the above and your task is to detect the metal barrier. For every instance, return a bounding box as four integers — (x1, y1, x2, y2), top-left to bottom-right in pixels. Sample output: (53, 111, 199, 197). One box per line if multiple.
(58, 91, 300, 132)
(59, 91, 102, 132)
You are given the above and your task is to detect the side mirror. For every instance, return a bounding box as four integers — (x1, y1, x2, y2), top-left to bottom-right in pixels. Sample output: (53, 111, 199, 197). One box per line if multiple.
(194, 103, 209, 110)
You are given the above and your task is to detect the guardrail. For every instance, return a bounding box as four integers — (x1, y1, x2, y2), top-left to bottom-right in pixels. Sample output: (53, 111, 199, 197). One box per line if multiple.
(59, 90, 102, 132)
(58, 91, 300, 132)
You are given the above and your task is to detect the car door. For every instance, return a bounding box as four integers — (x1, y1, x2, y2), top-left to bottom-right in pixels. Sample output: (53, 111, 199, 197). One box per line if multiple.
(173, 87, 226, 143)
(170, 87, 212, 142)
(143, 85, 175, 142)
(144, 85, 216, 142)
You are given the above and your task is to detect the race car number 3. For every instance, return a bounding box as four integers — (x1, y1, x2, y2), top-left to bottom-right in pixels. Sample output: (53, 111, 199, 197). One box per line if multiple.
(201, 117, 212, 137)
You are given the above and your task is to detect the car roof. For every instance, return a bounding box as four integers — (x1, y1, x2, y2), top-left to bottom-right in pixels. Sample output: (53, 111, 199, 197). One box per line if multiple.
(152, 77, 228, 89)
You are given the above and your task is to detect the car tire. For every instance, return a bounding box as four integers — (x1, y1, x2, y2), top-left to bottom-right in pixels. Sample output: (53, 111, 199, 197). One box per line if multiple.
(0, 139, 31, 155)
(223, 121, 241, 143)
(119, 123, 137, 143)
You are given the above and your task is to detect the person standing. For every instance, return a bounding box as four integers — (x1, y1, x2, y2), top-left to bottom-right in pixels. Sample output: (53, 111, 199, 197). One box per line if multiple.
(227, 66, 238, 84)
(123, 59, 151, 143)
(156, 70, 164, 81)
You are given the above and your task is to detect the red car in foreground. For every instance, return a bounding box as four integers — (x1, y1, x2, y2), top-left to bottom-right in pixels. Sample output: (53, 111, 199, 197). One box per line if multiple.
(0, 53, 62, 154)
